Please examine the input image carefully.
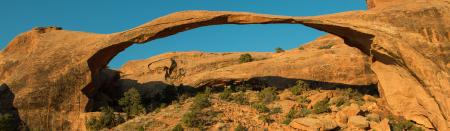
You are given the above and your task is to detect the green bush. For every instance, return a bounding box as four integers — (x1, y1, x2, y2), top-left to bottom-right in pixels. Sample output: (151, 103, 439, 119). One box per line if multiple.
(270, 107, 282, 114)
(390, 119, 424, 131)
(191, 93, 211, 111)
(239, 53, 253, 63)
(204, 87, 212, 96)
(299, 107, 312, 117)
(181, 110, 204, 128)
(258, 87, 278, 104)
(233, 92, 249, 105)
(282, 107, 311, 125)
(172, 124, 184, 131)
(86, 106, 124, 131)
(234, 123, 248, 131)
(0, 113, 18, 130)
(219, 88, 234, 102)
(119, 88, 146, 117)
(235, 85, 247, 92)
(340, 88, 364, 105)
(318, 44, 334, 49)
(297, 96, 311, 106)
(291, 80, 311, 95)
(312, 98, 331, 114)
(334, 97, 347, 107)
(251, 103, 270, 113)
(258, 114, 274, 124)
(275, 47, 285, 53)
(298, 47, 305, 50)
(182, 93, 212, 128)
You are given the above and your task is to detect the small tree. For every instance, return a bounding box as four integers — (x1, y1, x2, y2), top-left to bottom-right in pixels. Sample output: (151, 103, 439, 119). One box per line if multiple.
(234, 123, 248, 131)
(86, 106, 124, 130)
(172, 123, 184, 131)
(258, 87, 279, 104)
(275, 47, 285, 53)
(290, 80, 310, 95)
(298, 46, 305, 50)
(251, 103, 270, 113)
(312, 98, 331, 114)
(181, 93, 212, 128)
(219, 88, 233, 102)
(259, 114, 274, 124)
(233, 92, 248, 105)
(318, 44, 334, 49)
(119, 88, 146, 117)
(191, 93, 211, 111)
(239, 53, 253, 63)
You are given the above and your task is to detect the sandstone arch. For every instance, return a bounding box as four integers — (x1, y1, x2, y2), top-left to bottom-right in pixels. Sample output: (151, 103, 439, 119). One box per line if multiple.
(0, 0, 449, 130)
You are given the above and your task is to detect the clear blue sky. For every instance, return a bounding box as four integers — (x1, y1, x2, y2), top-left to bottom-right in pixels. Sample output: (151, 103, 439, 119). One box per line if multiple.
(0, 0, 367, 69)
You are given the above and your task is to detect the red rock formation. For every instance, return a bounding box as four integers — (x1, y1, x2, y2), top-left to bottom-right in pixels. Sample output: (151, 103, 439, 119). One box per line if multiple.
(0, 0, 449, 130)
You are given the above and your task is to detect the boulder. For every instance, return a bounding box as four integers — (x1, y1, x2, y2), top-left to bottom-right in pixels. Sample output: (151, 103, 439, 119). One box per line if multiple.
(370, 118, 391, 131)
(366, 113, 381, 122)
(336, 104, 361, 124)
(307, 92, 332, 109)
(289, 117, 338, 131)
(348, 116, 369, 129)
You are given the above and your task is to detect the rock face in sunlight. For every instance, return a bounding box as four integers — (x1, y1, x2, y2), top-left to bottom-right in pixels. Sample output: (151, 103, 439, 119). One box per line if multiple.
(0, 0, 449, 130)
(120, 34, 376, 88)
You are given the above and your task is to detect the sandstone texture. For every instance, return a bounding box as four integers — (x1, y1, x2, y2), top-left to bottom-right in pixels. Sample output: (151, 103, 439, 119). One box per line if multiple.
(0, 0, 449, 130)
(119, 34, 376, 88)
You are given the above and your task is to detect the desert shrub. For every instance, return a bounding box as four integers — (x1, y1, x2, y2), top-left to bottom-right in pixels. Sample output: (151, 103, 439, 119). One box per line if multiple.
(204, 87, 212, 96)
(275, 47, 284, 53)
(282, 115, 294, 124)
(233, 92, 249, 105)
(275, 47, 285, 53)
(119, 88, 146, 117)
(181, 110, 203, 128)
(138, 126, 145, 131)
(299, 107, 312, 117)
(297, 96, 311, 106)
(270, 107, 282, 114)
(191, 93, 211, 111)
(289, 86, 302, 96)
(219, 88, 234, 102)
(390, 119, 424, 131)
(290, 80, 311, 95)
(0, 113, 18, 130)
(340, 88, 364, 105)
(312, 98, 331, 114)
(282, 107, 311, 124)
(283, 108, 297, 124)
(251, 103, 270, 113)
(235, 85, 248, 92)
(334, 97, 347, 107)
(258, 114, 274, 124)
(318, 44, 334, 49)
(172, 124, 183, 131)
(181, 110, 217, 128)
(86, 106, 124, 130)
(258, 87, 279, 104)
(239, 53, 253, 63)
(298, 47, 305, 50)
(234, 123, 248, 131)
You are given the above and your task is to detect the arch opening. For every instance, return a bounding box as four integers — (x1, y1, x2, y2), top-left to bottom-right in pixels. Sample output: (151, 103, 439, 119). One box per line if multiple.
(81, 11, 379, 112)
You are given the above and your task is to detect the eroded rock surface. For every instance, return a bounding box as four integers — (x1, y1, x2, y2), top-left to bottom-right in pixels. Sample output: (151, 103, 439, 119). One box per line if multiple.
(120, 34, 376, 88)
(0, 0, 449, 130)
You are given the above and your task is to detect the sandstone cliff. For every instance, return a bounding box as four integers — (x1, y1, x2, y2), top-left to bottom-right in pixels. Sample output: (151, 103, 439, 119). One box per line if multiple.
(0, 0, 449, 130)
